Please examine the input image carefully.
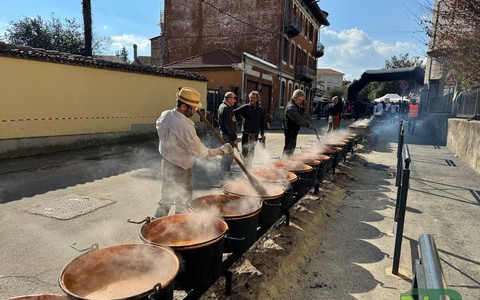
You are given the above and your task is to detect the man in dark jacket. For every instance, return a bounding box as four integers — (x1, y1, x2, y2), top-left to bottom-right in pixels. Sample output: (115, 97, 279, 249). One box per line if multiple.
(234, 90, 266, 167)
(283, 89, 311, 156)
(218, 92, 238, 180)
(325, 96, 344, 133)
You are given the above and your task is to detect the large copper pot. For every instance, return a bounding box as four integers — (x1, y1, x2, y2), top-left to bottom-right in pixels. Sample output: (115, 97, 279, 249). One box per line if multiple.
(303, 145, 343, 173)
(348, 124, 370, 137)
(6, 296, 67, 300)
(287, 155, 320, 193)
(190, 194, 262, 253)
(272, 161, 313, 200)
(249, 166, 298, 213)
(249, 167, 298, 186)
(139, 214, 228, 289)
(295, 151, 332, 181)
(223, 180, 285, 228)
(59, 244, 179, 300)
(324, 140, 348, 163)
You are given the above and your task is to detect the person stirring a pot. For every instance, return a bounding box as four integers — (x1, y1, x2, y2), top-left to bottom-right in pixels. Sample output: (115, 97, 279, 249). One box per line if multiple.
(155, 87, 231, 217)
(283, 89, 312, 156)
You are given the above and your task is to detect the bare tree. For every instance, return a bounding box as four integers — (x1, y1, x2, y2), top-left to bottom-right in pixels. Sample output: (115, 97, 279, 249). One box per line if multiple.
(82, 0, 93, 56)
(422, 0, 480, 88)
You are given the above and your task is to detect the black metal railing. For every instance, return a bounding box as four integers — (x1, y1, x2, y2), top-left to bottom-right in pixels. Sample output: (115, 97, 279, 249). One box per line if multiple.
(392, 140, 411, 274)
(312, 43, 324, 58)
(294, 64, 315, 82)
(396, 120, 405, 187)
(283, 13, 301, 37)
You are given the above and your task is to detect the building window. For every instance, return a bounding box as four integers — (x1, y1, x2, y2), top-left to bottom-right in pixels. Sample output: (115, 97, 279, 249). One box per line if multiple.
(290, 42, 295, 65)
(283, 37, 289, 62)
(280, 81, 286, 107)
(288, 82, 293, 100)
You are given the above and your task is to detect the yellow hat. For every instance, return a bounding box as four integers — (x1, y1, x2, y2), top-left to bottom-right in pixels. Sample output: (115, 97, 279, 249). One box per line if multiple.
(176, 87, 202, 108)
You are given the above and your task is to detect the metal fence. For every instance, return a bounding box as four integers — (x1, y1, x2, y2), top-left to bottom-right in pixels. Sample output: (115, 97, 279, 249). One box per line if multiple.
(426, 88, 480, 118)
(456, 89, 480, 118)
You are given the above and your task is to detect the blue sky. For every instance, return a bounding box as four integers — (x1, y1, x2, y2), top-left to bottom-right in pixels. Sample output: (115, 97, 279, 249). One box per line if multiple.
(0, 0, 431, 80)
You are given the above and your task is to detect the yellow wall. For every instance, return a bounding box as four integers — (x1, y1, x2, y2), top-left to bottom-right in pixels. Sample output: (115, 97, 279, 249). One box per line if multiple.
(196, 69, 242, 91)
(0, 57, 206, 139)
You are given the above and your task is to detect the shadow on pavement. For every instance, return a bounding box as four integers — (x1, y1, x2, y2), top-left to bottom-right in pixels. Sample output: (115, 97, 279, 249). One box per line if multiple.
(0, 140, 161, 203)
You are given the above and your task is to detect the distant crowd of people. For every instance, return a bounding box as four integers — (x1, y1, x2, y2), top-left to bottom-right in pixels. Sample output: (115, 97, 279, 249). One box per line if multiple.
(313, 97, 420, 127)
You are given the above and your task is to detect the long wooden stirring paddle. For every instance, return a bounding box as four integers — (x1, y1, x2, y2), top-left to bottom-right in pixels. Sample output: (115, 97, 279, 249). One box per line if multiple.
(197, 110, 267, 195)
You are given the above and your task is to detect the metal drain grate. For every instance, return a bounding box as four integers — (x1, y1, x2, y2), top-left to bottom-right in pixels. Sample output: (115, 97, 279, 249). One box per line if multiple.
(26, 194, 114, 220)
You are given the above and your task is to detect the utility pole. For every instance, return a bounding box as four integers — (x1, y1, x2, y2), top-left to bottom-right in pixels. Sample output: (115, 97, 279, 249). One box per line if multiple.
(425, 0, 445, 113)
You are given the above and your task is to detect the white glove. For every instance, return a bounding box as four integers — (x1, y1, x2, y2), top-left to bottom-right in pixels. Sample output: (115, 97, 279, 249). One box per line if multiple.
(222, 143, 234, 155)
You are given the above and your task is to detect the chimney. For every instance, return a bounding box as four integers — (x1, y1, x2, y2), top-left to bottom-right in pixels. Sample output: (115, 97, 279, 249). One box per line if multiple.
(133, 44, 138, 60)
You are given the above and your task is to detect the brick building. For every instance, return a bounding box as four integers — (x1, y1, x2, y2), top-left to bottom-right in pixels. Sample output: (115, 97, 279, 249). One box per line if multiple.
(152, 0, 329, 120)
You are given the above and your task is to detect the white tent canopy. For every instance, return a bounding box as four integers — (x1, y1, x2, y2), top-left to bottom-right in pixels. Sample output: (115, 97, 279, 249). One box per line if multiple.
(374, 93, 404, 102)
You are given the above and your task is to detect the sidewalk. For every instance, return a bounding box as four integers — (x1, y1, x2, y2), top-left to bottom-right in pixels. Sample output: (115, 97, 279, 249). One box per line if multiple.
(291, 119, 480, 300)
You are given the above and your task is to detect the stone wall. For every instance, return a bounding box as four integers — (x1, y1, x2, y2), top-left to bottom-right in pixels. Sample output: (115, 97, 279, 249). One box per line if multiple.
(424, 113, 451, 144)
(447, 119, 480, 174)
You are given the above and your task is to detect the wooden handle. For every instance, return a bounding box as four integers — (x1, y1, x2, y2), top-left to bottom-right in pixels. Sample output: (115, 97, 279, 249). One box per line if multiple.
(197, 110, 267, 195)
(312, 127, 321, 142)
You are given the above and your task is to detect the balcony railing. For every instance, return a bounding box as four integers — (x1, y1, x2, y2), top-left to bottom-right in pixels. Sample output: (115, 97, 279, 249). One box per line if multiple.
(312, 43, 324, 58)
(294, 65, 315, 82)
(284, 14, 301, 37)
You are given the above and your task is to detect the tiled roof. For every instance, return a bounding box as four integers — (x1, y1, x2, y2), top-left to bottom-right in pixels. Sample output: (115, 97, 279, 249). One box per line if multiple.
(131, 56, 152, 66)
(317, 68, 345, 76)
(165, 48, 242, 68)
(94, 55, 128, 64)
(0, 42, 207, 81)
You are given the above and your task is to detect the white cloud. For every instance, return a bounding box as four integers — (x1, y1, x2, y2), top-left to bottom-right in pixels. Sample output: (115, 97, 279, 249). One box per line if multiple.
(0, 21, 8, 38)
(319, 28, 419, 80)
(110, 34, 151, 58)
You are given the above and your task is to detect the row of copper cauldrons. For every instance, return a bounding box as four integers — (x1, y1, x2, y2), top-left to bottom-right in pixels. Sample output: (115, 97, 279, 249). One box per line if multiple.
(8, 134, 360, 300)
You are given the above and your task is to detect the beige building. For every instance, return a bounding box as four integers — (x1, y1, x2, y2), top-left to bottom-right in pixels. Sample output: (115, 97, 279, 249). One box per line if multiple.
(315, 68, 344, 97)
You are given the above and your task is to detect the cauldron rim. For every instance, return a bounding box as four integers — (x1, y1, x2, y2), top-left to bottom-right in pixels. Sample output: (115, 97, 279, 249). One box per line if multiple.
(58, 243, 179, 300)
(140, 214, 229, 250)
(190, 194, 262, 219)
(6, 296, 68, 300)
(222, 180, 285, 200)
(249, 167, 298, 184)
(271, 161, 313, 173)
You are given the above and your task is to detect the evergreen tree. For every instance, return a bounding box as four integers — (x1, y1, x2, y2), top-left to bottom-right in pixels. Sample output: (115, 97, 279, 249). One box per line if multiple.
(115, 46, 130, 63)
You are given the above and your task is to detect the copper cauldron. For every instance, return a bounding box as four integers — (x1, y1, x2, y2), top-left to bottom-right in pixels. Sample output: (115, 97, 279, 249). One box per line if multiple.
(348, 124, 370, 137)
(6, 296, 68, 300)
(59, 244, 179, 300)
(190, 194, 262, 253)
(139, 214, 228, 289)
(249, 167, 298, 186)
(297, 150, 333, 179)
(223, 180, 285, 228)
(272, 161, 313, 200)
(249, 166, 298, 212)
